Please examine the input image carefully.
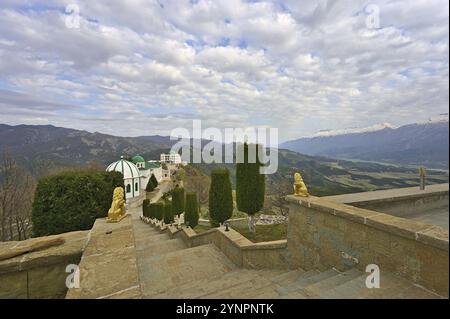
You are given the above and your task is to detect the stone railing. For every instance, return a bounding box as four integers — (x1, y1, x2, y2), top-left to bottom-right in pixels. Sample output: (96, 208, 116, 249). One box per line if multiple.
(0, 230, 89, 299)
(323, 183, 449, 220)
(285, 195, 449, 297)
(145, 218, 288, 270)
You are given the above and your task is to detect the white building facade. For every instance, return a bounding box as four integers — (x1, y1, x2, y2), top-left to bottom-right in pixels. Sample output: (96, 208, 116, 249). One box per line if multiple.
(106, 157, 142, 199)
(160, 151, 183, 164)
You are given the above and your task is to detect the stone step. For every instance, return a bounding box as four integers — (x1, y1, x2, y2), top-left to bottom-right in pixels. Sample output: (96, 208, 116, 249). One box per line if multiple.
(135, 238, 186, 257)
(154, 269, 261, 298)
(301, 268, 362, 298)
(268, 269, 306, 286)
(276, 269, 340, 296)
(140, 244, 237, 298)
(202, 274, 280, 299)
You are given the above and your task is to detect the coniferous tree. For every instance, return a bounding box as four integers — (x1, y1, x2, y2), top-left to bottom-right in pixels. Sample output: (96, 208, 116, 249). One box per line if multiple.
(143, 199, 150, 217)
(146, 180, 155, 192)
(172, 187, 185, 217)
(236, 143, 265, 233)
(154, 202, 164, 221)
(164, 202, 174, 225)
(148, 202, 156, 219)
(185, 192, 199, 228)
(150, 174, 158, 188)
(209, 167, 233, 225)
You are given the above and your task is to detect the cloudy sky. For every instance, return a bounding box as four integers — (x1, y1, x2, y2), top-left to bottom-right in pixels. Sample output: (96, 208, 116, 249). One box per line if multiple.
(0, 0, 448, 142)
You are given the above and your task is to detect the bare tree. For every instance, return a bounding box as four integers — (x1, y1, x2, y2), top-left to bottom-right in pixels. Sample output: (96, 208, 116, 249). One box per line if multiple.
(0, 151, 35, 241)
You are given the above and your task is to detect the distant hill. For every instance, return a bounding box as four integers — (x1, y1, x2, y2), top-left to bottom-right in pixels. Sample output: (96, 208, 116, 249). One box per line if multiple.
(0, 124, 172, 175)
(1, 123, 448, 196)
(281, 120, 449, 169)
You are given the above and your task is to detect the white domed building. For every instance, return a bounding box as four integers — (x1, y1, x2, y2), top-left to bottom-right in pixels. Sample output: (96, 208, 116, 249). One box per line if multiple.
(106, 157, 142, 199)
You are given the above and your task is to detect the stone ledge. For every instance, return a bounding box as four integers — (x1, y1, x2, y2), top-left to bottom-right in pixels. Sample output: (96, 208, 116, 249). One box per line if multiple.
(286, 195, 449, 252)
(0, 230, 89, 275)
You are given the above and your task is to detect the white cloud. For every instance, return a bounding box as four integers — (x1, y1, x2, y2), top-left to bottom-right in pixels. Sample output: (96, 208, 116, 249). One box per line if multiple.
(0, 0, 448, 141)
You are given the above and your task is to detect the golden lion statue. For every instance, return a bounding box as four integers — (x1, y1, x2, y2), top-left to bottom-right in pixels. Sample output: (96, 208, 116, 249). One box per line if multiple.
(293, 172, 309, 197)
(107, 187, 126, 223)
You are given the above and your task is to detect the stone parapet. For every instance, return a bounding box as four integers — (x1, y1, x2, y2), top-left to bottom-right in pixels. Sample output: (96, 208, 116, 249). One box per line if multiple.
(0, 230, 88, 299)
(285, 195, 449, 297)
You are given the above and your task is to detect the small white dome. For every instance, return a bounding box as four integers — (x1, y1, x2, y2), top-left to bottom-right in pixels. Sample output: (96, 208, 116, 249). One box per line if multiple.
(106, 158, 141, 179)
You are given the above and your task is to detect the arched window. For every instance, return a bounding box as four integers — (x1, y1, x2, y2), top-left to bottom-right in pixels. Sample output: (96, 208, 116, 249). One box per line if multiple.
(126, 184, 131, 193)
(135, 182, 139, 191)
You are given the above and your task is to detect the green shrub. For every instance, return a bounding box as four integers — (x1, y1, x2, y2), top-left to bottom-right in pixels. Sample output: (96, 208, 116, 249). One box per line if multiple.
(32, 170, 124, 237)
(164, 202, 174, 224)
(148, 202, 156, 219)
(185, 192, 199, 228)
(209, 167, 233, 225)
(171, 187, 185, 217)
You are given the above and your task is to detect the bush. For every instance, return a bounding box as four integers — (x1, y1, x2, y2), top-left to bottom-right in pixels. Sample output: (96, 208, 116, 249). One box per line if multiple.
(172, 187, 185, 217)
(185, 192, 199, 228)
(164, 202, 174, 224)
(150, 174, 158, 188)
(143, 199, 150, 217)
(209, 167, 233, 225)
(32, 170, 124, 237)
(154, 202, 165, 221)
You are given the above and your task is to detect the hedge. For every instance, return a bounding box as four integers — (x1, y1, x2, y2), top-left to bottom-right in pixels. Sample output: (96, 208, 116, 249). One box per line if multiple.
(32, 170, 124, 237)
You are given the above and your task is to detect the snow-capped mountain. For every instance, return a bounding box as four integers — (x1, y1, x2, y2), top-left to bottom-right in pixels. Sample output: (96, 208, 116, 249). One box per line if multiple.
(306, 123, 396, 138)
(281, 119, 449, 169)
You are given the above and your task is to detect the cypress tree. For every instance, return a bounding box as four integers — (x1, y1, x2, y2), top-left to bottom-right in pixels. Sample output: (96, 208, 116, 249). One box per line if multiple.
(154, 202, 164, 221)
(143, 199, 150, 217)
(146, 180, 155, 192)
(185, 192, 200, 228)
(236, 143, 265, 233)
(148, 202, 156, 219)
(209, 167, 233, 225)
(172, 187, 185, 217)
(164, 202, 174, 225)
(150, 174, 158, 188)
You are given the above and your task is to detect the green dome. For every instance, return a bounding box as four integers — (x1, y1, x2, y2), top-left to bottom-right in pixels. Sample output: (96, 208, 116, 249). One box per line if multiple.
(132, 155, 145, 163)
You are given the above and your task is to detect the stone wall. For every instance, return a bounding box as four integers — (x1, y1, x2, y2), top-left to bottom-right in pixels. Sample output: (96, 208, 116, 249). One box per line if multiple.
(0, 230, 88, 299)
(285, 195, 449, 297)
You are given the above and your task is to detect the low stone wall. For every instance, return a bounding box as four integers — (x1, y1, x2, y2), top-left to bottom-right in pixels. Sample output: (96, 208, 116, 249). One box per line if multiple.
(323, 184, 449, 219)
(285, 195, 449, 297)
(0, 230, 89, 299)
(66, 215, 141, 299)
(146, 218, 288, 269)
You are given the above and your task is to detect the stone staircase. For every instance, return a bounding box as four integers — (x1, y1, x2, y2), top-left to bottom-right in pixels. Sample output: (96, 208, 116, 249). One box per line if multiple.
(133, 219, 442, 299)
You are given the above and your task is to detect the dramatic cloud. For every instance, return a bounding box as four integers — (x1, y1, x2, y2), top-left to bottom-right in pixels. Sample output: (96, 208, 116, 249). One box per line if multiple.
(0, 0, 448, 141)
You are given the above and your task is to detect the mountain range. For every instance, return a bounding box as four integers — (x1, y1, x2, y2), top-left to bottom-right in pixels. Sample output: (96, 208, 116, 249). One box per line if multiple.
(281, 119, 449, 169)
(1, 123, 447, 197)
